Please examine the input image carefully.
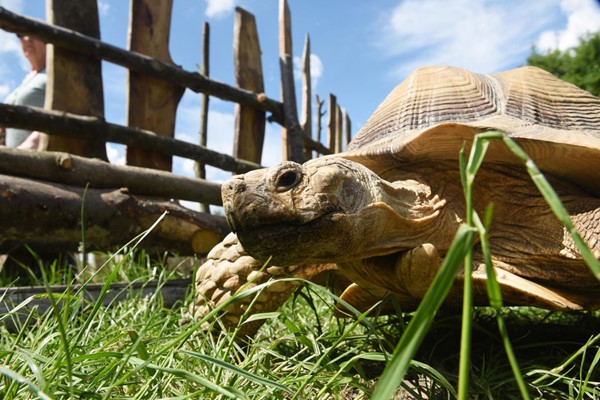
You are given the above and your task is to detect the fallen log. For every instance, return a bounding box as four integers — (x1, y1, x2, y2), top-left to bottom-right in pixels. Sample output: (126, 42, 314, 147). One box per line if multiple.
(0, 174, 230, 255)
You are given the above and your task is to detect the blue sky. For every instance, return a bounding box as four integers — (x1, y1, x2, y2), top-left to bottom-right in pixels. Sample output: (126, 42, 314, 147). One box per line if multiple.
(1, 0, 600, 196)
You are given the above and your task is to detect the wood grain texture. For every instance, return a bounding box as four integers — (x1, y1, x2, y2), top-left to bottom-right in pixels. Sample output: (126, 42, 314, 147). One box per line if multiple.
(233, 7, 265, 166)
(0, 174, 229, 255)
(42, 0, 107, 159)
(126, 0, 184, 170)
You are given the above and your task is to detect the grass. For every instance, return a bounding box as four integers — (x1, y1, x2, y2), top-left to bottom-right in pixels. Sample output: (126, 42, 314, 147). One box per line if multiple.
(0, 257, 599, 398)
(1, 132, 600, 398)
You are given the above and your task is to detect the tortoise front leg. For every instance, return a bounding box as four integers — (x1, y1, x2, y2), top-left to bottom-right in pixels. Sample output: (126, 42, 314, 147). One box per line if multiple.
(394, 243, 442, 298)
(337, 244, 442, 313)
(392, 245, 585, 309)
(189, 232, 337, 337)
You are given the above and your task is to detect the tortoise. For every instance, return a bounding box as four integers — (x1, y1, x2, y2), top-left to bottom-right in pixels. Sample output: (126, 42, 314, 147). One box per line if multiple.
(189, 66, 600, 336)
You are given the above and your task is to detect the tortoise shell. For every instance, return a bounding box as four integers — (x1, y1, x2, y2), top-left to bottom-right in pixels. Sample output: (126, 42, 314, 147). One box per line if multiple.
(343, 66, 600, 195)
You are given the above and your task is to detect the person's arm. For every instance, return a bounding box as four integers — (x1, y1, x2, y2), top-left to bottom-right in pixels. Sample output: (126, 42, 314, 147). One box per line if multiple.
(16, 131, 41, 150)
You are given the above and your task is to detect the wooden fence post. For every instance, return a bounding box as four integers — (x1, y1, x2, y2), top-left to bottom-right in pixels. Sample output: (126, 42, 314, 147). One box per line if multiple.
(335, 104, 343, 153)
(233, 7, 265, 168)
(195, 21, 210, 213)
(42, 0, 107, 160)
(301, 34, 312, 160)
(343, 108, 352, 146)
(315, 94, 324, 148)
(278, 0, 305, 163)
(126, 0, 184, 171)
(327, 94, 337, 152)
(279, 0, 292, 161)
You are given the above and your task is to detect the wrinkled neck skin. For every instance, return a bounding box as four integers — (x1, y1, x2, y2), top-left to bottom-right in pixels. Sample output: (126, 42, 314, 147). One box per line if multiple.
(326, 163, 454, 259)
(223, 156, 460, 266)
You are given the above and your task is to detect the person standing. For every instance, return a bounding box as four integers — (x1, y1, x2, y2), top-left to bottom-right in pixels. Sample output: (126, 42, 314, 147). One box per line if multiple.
(0, 33, 63, 283)
(0, 33, 47, 150)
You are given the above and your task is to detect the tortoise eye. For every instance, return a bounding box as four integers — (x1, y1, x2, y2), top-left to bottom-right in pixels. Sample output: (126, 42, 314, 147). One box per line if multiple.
(275, 170, 301, 192)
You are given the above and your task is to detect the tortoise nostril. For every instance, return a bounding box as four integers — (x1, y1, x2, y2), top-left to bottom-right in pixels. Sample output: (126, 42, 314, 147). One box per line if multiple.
(234, 182, 247, 194)
(276, 170, 301, 192)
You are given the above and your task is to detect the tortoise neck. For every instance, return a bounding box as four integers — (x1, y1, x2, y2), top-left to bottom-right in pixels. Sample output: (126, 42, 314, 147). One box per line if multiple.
(370, 163, 464, 252)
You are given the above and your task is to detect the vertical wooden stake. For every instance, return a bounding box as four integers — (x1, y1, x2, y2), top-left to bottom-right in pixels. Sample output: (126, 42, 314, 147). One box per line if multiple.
(280, 55, 306, 163)
(195, 21, 210, 213)
(233, 7, 265, 168)
(126, 0, 184, 171)
(279, 0, 292, 161)
(335, 104, 343, 153)
(327, 94, 337, 153)
(43, 0, 107, 160)
(301, 34, 312, 160)
(343, 108, 352, 146)
(315, 94, 324, 151)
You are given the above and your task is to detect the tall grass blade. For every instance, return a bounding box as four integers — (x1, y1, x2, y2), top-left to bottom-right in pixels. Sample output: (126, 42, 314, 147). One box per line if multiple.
(466, 133, 531, 399)
(182, 350, 293, 394)
(372, 224, 476, 400)
(0, 365, 52, 400)
(457, 144, 474, 400)
(126, 356, 241, 398)
(576, 342, 600, 400)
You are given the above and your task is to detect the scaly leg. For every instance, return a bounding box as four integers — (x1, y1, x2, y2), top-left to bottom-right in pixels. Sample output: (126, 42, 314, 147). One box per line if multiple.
(188, 232, 338, 337)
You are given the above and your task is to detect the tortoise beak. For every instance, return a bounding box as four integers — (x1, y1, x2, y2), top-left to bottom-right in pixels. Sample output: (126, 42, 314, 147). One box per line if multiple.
(221, 174, 246, 233)
(221, 170, 275, 233)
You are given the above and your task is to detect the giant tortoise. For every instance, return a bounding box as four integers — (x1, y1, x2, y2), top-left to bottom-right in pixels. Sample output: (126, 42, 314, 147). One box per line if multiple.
(190, 66, 600, 335)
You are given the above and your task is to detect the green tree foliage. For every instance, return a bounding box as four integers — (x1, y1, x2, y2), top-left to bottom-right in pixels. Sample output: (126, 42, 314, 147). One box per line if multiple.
(527, 32, 600, 96)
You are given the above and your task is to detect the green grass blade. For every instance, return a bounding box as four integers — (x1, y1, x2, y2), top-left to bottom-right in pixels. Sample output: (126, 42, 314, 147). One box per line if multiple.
(466, 134, 532, 399)
(372, 224, 477, 400)
(182, 350, 293, 394)
(576, 341, 600, 400)
(0, 365, 53, 400)
(40, 270, 74, 396)
(411, 360, 458, 398)
(126, 356, 241, 398)
(532, 333, 600, 385)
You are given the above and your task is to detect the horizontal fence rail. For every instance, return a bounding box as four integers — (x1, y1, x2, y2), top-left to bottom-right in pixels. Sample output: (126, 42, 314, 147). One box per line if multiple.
(0, 1, 344, 268)
(0, 104, 261, 174)
(0, 7, 285, 125)
(0, 147, 223, 205)
(0, 6, 330, 156)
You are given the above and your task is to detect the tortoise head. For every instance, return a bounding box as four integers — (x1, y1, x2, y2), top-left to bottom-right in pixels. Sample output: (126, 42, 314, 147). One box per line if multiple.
(222, 156, 447, 265)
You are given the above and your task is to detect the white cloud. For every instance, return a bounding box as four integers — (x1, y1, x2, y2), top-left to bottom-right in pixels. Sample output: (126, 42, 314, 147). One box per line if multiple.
(310, 54, 324, 86)
(106, 143, 126, 165)
(173, 156, 197, 178)
(0, 0, 26, 68)
(0, 0, 23, 12)
(98, 0, 110, 17)
(0, 24, 28, 93)
(294, 53, 324, 91)
(0, 83, 11, 98)
(377, 0, 562, 78)
(205, 0, 236, 19)
(537, 0, 600, 51)
(0, 29, 23, 55)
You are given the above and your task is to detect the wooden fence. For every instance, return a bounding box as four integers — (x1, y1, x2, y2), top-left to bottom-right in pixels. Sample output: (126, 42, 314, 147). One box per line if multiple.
(0, 0, 351, 260)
